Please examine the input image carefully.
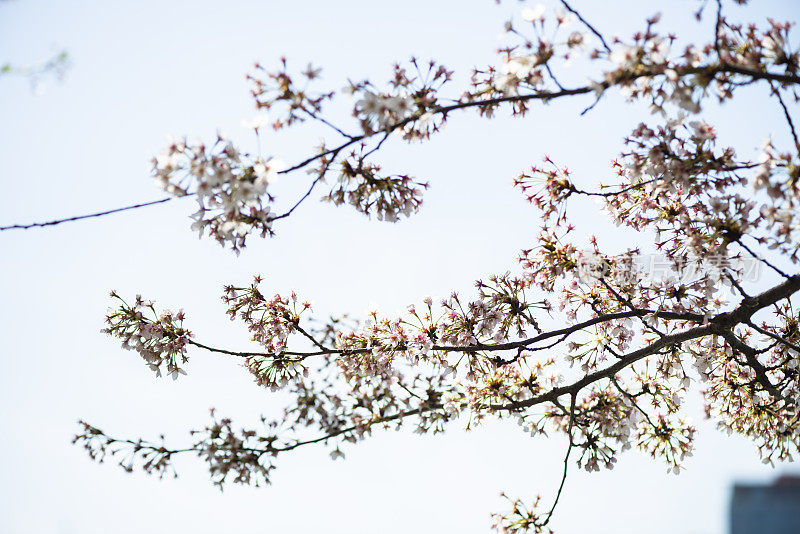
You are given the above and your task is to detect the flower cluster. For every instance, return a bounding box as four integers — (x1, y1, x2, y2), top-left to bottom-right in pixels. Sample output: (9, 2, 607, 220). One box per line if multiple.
(752, 140, 800, 261)
(152, 135, 282, 252)
(635, 414, 696, 473)
(323, 155, 428, 222)
(75, 3, 800, 533)
(491, 493, 552, 534)
(102, 292, 191, 379)
(223, 278, 313, 389)
(334, 310, 436, 381)
(702, 351, 800, 465)
(190, 410, 278, 487)
(716, 19, 798, 74)
(247, 58, 334, 131)
(465, 366, 533, 415)
(72, 420, 178, 478)
(514, 158, 576, 225)
(223, 279, 309, 354)
(243, 355, 308, 392)
(354, 91, 416, 131)
(603, 117, 748, 258)
(467, 4, 589, 105)
(348, 59, 452, 137)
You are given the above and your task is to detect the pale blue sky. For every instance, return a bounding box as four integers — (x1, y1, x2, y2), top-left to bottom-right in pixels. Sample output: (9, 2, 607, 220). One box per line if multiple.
(2, 1, 799, 533)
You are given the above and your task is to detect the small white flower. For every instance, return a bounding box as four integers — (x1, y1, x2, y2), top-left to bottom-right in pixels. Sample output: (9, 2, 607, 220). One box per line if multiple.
(522, 3, 546, 22)
(610, 45, 639, 68)
(241, 113, 270, 130)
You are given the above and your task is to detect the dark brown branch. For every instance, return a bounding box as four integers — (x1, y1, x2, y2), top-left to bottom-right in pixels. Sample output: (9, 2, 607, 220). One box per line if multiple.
(558, 0, 611, 53)
(186, 308, 704, 363)
(496, 323, 715, 411)
(84, 404, 434, 461)
(719, 330, 794, 405)
(270, 150, 340, 222)
(280, 84, 596, 176)
(745, 320, 800, 356)
(0, 197, 173, 232)
(724, 269, 751, 299)
(569, 160, 761, 199)
(301, 106, 357, 139)
(735, 238, 791, 279)
(292, 321, 331, 353)
(716, 65, 800, 86)
(714, 0, 724, 61)
(716, 274, 800, 325)
(186, 339, 315, 360)
(600, 279, 664, 337)
(188, 278, 800, 415)
(273, 406, 431, 452)
(770, 82, 800, 153)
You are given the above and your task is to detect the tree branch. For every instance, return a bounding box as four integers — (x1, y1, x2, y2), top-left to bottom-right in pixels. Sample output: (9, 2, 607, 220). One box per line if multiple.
(3, 64, 798, 234)
(558, 0, 611, 53)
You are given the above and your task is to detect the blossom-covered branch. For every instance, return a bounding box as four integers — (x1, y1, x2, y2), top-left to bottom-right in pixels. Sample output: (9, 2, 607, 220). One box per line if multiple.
(71, 1, 800, 531)
(5, 8, 799, 250)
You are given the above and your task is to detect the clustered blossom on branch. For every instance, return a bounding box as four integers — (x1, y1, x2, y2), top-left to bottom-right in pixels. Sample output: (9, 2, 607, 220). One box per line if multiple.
(72, 420, 178, 478)
(137, 0, 800, 257)
(323, 153, 428, 222)
(102, 292, 191, 380)
(247, 58, 334, 131)
(491, 493, 553, 534)
(67, 1, 800, 532)
(334, 309, 439, 382)
(152, 135, 283, 252)
(189, 410, 278, 487)
(347, 58, 453, 138)
(354, 90, 416, 131)
(467, 4, 588, 104)
(223, 278, 312, 389)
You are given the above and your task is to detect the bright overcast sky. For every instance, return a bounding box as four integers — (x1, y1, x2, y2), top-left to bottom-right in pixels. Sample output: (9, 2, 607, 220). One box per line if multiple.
(2, 1, 799, 533)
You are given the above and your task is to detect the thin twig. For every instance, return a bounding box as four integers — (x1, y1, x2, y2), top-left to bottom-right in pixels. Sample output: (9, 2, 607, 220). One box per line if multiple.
(542, 392, 577, 525)
(600, 279, 665, 337)
(558, 0, 611, 53)
(301, 106, 357, 139)
(745, 320, 800, 355)
(770, 82, 800, 153)
(270, 150, 340, 221)
(736, 238, 791, 279)
(0, 197, 173, 231)
(714, 0, 725, 61)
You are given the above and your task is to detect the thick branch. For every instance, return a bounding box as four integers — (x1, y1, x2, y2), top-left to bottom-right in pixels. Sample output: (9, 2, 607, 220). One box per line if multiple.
(186, 308, 704, 362)
(496, 323, 715, 411)
(719, 330, 795, 405)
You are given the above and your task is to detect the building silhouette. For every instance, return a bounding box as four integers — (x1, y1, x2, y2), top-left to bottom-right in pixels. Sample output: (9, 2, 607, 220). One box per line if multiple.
(730, 475, 800, 534)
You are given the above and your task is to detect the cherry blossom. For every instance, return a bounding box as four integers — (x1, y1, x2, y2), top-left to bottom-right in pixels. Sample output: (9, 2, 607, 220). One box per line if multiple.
(21, 0, 799, 531)
(102, 292, 191, 380)
(152, 134, 283, 252)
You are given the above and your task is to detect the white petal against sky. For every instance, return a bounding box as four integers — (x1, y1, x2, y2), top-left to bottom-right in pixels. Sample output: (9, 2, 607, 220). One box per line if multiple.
(1, 1, 799, 533)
